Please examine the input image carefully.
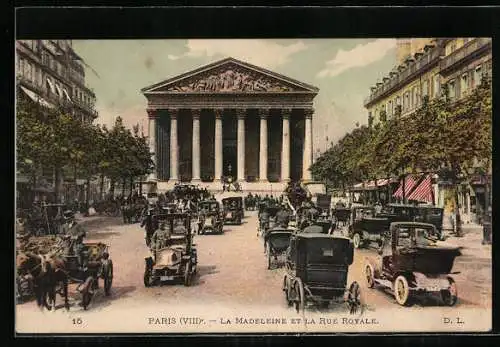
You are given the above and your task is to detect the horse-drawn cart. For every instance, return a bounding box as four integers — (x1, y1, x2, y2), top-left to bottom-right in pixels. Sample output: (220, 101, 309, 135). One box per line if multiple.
(63, 242, 113, 310)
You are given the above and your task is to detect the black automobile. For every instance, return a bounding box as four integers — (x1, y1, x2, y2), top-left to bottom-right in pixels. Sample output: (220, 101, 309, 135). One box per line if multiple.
(222, 197, 244, 225)
(347, 205, 389, 249)
(365, 222, 460, 306)
(282, 233, 361, 313)
(378, 204, 445, 239)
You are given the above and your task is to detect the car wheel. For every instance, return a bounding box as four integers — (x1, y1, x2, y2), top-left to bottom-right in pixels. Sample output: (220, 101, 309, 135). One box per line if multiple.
(365, 264, 375, 288)
(394, 275, 411, 306)
(441, 277, 458, 306)
(347, 281, 361, 314)
(144, 267, 154, 287)
(294, 279, 305, 313)
(183, 263, 192, 287)
(267, 246, 272, 270)
(353, 233, 362, 249)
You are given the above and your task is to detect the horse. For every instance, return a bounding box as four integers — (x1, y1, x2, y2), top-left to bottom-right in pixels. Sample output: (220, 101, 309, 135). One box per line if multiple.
(16, 251, 69, 311)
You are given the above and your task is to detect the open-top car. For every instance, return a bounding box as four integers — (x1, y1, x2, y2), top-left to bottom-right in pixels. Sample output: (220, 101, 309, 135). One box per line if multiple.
(222, 197, 244, 225)
(144, 213, 197, 287)
(364, 222, 460, 306)
(264, 227, 294, 270)
(197, 200, 224, 235)
(283, 233, 361, 313)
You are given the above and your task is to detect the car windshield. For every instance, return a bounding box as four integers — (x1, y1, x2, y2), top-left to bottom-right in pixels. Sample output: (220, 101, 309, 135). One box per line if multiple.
(414, 227, 438, 245)
(171, 218, 188, 234)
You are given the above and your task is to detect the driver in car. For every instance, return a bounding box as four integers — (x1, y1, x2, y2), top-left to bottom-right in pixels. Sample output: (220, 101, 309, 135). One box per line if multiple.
(150, 222, 171, 257)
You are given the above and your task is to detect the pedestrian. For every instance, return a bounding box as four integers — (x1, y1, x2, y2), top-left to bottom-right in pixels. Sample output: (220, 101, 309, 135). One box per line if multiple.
(61, 210, 87, 270)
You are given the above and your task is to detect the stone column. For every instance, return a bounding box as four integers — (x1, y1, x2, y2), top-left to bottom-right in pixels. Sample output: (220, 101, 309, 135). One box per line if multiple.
(169, 109, 179, 182)
(259, 109, 268, 182)
(214, 109, 223, 182)
(302, 109, 313, 181)
(147, 109, 157, 181)
(281, 109, 291, 182)
(191, 109, 201, 182)
(236, 109, 246, 182)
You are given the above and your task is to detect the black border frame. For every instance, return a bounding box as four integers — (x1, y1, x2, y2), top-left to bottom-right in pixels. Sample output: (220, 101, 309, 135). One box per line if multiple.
(7, 5, 500, 344)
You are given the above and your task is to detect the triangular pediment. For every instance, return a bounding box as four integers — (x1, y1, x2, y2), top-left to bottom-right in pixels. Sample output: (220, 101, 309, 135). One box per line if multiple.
(142, 57, 319, 94)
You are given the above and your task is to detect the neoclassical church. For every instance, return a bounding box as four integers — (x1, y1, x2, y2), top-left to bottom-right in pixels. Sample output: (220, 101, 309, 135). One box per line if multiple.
(141, 57, 319, 191)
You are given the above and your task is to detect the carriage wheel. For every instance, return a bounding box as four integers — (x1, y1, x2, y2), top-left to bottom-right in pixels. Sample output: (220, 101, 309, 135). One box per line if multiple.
(365, 264, 375, 288)
(81, 277, 95, 310)
(352, 233, 362, 249)
(394, 275, 411, 306)
(183, 263, 192, 287)
(267, 245, 272, 270)
(441, 277, 458, 306)
(282, 276, 291, 306)
(347, 281, 361, 314)
(144, 266, 154, 287)
(294, 279, 305, 313)
(103, 260, 113, 296)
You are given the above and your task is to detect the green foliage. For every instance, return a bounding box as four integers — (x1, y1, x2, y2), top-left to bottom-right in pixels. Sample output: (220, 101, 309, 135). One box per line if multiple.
(17, 97, 154, 198)
(311, 78, 492, 189)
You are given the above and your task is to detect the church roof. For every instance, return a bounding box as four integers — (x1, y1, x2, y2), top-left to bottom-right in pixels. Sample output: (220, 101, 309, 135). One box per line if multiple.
(141, 57, 319, 94)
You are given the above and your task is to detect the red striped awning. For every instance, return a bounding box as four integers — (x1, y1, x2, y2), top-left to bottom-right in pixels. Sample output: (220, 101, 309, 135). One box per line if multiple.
(407, 174, 433, 203)
(393, 174, 418, 198)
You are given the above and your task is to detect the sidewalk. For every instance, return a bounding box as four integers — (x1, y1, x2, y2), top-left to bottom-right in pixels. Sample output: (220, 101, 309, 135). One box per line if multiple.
(443, 223, 491, 260)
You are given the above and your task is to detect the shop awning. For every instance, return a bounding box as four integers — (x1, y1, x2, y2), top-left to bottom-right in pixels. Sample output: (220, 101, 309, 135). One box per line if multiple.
(393, 174, 419, 198)
(352, 178, 391, 190)
(63, 88, 72, 102)
(407, 174, 433, 203)
(46, 77, 56, 94)
(20, 86, 54, 109)
(54, 83, 64, 99)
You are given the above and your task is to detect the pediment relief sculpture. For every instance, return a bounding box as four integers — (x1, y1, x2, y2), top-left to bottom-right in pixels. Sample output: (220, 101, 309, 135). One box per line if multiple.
(166, 65, 295, 93)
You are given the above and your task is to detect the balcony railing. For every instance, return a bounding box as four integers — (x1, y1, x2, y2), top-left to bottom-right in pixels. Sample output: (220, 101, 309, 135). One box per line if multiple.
(364, 47, 443, 106)
(440, 37, 492, 73)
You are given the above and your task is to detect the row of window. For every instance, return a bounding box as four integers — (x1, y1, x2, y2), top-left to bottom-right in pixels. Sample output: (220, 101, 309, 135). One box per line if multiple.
(447, 65, 484, 99)
(17, 56, 95, 107)
(445, 38, 475, 56)
(370, 64, 486, 122)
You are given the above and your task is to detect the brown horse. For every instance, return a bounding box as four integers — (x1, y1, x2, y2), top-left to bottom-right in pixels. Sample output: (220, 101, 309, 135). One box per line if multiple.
(16, 252, 69, 311)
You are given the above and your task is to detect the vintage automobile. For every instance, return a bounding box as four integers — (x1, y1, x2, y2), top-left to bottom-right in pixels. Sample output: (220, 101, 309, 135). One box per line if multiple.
(332, 207, 351, 229)
(316, 194, 332, 217)
(364, 222, 460, 306)
(222, 197, 244, 225)
(197, 200, 224, 235)
(264, 227, 294, 270)
(347, 206, 390, 249)
(283, 233, 361, 313)
(144, 213, 197, 287)
(378, 204, 445, 239)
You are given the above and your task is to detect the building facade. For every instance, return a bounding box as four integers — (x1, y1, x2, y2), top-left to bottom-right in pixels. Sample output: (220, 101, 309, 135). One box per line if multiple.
(16, 40, 98, 123)
(16, 40, 99, 207)
(364, 37, 492, 223)
(396, 38, 437, 65)
(142, 58, 318, 191)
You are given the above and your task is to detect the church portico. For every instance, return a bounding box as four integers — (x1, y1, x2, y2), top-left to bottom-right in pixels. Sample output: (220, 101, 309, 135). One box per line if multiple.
(142, 57, 318, 191)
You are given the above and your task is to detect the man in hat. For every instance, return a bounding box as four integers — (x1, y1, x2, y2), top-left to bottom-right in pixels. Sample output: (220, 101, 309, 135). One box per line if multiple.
(61, 210, 87, 269)
(150, 221, 172, 258)
(141, 204, 158, 247)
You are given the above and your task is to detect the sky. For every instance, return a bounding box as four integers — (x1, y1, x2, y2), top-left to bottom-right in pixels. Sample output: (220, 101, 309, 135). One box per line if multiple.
(73, 39, 397, 155)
